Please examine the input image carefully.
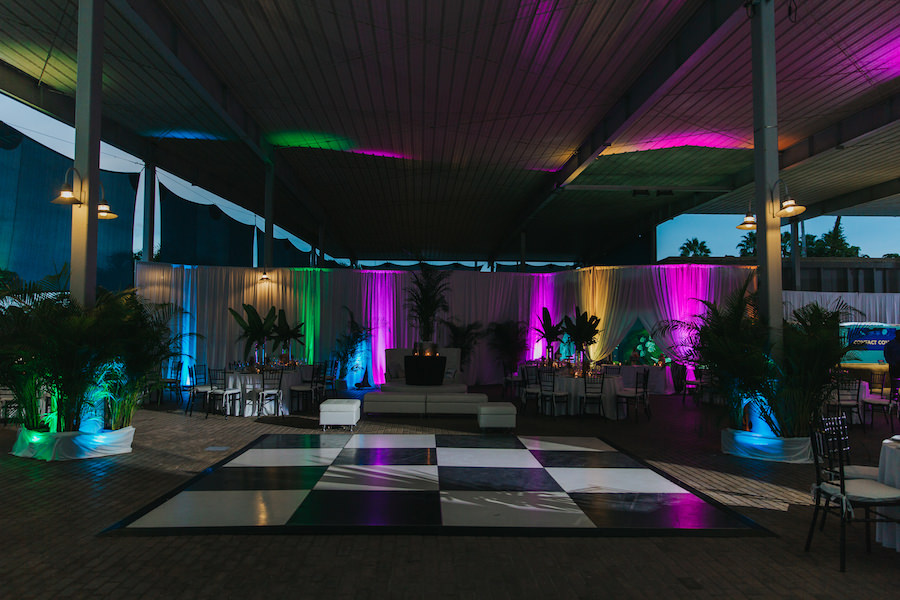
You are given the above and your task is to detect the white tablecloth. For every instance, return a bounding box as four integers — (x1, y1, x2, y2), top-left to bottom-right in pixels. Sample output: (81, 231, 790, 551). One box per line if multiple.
(606, 365, 674, 395)
(227, 369, 310, 416)
(876, 438, 900, 551)
(554, 376, 624, 419)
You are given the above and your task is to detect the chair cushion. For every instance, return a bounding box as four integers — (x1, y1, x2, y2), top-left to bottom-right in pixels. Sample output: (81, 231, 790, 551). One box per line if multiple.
(821, 479, 900, 502)
(842, 465, 880, 480)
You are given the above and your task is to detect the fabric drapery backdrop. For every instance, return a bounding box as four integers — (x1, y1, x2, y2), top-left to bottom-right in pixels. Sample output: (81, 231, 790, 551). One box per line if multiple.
(136, 262, 754, 386)
(577, 265, 755, 363)
(0, 135, 136, 288)
(783, 291, 900, 324)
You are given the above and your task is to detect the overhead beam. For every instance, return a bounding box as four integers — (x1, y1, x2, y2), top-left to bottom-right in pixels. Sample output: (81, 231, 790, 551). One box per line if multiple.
(491, 0, 745, 259)
(564, 185, 733, 193)
(111, 0, 354, 258)
(793, 178, 900, 221)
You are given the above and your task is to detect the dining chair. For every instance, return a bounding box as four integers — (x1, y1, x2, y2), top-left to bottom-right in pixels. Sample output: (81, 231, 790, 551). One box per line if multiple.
(521, 365, 540, 412)
(184, 364, 212, 416)
(604, 365, 621, 376)
(254, 369, 284, 417)
(825, 371, 863, 427)
(206, 368, 240, 419)
(289, 362, 325, 413)
(805, 415, 900, 571)
(581, 374, 605, 417)
(616, 368, 650, 421)
(538, 367, 568, 416)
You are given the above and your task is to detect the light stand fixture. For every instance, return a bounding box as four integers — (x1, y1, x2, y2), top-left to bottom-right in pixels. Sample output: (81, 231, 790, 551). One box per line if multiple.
(773, 178, 805, 218)
(52, 167, 82, 205)
(259, 270, 270, 282)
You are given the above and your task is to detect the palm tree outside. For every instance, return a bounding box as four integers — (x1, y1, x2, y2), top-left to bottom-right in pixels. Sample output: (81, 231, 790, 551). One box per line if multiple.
(679, 237, 711, 257)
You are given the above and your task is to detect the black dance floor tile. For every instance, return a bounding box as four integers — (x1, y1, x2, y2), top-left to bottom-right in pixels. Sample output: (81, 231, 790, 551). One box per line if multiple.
(569, 492, 753, 531)
(435, 434, 525, 449)
(252, 433, 351, 449)
(437, 466, 564, 492)
(287, 490, 442, 527)
(529, 450, 644, 469)
(187, 466, 327, 491)
(333, 447, 438, 465)
(105, 434, 769, 537)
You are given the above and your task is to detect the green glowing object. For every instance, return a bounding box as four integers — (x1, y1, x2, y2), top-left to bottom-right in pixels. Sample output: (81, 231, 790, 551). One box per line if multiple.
(294, 268, 324, 364)
(267, 131, 355, 151)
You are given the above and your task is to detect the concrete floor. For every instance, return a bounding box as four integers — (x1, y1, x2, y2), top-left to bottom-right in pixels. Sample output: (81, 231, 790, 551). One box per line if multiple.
(0, 390, 897, 599)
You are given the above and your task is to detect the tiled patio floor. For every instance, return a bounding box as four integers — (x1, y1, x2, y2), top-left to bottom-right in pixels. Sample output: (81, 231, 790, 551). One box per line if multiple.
(0, 389, 896, 599)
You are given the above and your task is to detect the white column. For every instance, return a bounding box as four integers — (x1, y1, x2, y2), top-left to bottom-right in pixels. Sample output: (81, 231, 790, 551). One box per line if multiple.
(751, 0, 783, 358)
(70, 0, 104, 306)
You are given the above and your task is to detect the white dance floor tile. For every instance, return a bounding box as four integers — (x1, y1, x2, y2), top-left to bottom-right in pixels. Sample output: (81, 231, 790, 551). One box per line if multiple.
(128, 490, 309, 528)
(546, 468, 688, 494)
(314, 465, 440, 491)
(225, 448, 341, 467)
(518, 436, 616, 452)
(436, 448, 543, 468)
(440, 491, 596, 528)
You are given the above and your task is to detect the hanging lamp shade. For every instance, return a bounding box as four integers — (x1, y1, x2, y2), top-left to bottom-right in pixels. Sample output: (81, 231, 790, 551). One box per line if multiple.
(775, 197, 806, 218)
(97, 203, 118, 219)
(736, 213, 757, 230)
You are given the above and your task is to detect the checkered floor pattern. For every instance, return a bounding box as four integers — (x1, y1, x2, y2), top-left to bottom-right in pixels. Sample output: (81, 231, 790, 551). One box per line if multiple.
(108, 434, 766, 536)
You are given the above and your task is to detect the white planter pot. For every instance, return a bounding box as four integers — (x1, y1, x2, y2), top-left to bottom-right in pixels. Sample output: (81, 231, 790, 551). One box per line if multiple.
(721, 428, 812, 463)
(11, 426, 135, 461)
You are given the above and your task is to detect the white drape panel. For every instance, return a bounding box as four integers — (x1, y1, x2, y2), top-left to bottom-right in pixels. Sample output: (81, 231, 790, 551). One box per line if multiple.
(135, 263, 759, 386)
(783, 291, 900, 324)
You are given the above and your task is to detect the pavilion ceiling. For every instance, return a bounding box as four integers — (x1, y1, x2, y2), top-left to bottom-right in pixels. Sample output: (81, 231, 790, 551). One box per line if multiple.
(0, 0, 897, 262)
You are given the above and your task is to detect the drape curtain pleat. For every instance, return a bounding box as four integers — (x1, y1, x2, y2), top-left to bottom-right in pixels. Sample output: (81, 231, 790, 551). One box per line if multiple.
(783, 291, 900, 323)
(135, 263, 756, 386)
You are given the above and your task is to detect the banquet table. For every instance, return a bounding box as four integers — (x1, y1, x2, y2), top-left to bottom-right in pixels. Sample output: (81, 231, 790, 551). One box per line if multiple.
(554, 375, 624, 419)
(606, 365, 674, 395)
(876, 437, 900, 551)
(226, 367, 313, 416)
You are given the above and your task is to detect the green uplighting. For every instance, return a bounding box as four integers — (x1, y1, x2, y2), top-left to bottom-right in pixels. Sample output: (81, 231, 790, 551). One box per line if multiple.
(294, 268, 324, 364)
(267, 131, 355, 151)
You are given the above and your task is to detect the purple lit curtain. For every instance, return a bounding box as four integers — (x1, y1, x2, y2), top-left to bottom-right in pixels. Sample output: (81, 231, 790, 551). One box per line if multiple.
(136, 263, 756, 386)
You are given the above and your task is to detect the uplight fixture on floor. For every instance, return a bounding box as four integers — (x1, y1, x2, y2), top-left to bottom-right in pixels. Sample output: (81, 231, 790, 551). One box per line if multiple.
(51, 167, 82, 205)
(773, 179, 805, 218)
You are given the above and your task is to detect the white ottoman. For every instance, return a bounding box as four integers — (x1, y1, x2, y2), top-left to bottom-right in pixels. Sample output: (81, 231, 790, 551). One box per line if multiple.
(319, 398, 361, 430)
(477, 402, 517, 430)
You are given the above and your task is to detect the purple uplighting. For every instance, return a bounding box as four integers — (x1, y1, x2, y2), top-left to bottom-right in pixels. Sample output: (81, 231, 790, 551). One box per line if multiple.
(364, 271, 398, 385)
(612, 131, 751, 154)
(348, 149, 412, 160)
(528, 274, 556, 360)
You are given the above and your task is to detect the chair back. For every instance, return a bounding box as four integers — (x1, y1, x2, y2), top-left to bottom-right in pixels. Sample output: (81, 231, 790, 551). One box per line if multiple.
(670, 363, 686, 393)
(209, 368, 227, 389)
(584, 374, 604, 396)
(604, 365, 621, 376)
(834, 371, 860, 402)
(634, 368, 649, 393)
(190, 364, 208, 386)
(263, 368, 283, 390)
(810, 415, 850, 493)
(538, 367, 556, 394)
(523, 365, 539, 387)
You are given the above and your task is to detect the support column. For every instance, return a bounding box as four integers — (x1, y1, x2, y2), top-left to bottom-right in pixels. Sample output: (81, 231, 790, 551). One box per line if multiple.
(70, 0, 104, 307)
(142, 161, 156, 261)
(751, 0, 782, 358)
(520, 231, 526, 272)
(790, 220, 800, 290)
(263, 147, 274, 270)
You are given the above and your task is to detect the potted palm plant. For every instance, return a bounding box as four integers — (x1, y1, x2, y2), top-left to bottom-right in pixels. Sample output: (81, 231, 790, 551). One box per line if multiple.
(535, 307, 563, 361)
(405, 263, 451, 352)
(229, 304, 277, 364)
(486, 320, 528, 379)
(562, 307, 602, 378)
(442, 318, 483, 372)
(271, 309, 305, 362)
(334, 308, 371, 382)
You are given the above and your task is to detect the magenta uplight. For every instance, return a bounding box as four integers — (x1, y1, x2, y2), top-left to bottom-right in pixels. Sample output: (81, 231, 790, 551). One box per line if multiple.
(612, 131, 751, 153)
(348, 149, 412, 160)
(528, 274, 556, 360)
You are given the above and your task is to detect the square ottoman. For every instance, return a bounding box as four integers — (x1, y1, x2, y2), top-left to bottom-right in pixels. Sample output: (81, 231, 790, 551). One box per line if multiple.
(319, 398, 361, 430)
(477, 402, 517, 430)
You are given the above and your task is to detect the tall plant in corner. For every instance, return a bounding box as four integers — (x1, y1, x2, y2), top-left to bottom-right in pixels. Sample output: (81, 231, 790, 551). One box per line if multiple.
(405, 263, 451, 344)
(562, 307, 601, 378)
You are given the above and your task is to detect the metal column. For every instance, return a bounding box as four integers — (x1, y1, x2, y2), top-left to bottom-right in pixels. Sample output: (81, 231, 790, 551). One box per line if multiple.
(142, 161, 155, 261)
(263, 148, 274, 270)
(70, 0, 104, 306)
(751, 0, 783, 358)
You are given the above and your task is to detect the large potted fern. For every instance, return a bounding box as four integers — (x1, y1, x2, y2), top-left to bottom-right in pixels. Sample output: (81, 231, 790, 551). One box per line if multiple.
(405, 263, 451, 353)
